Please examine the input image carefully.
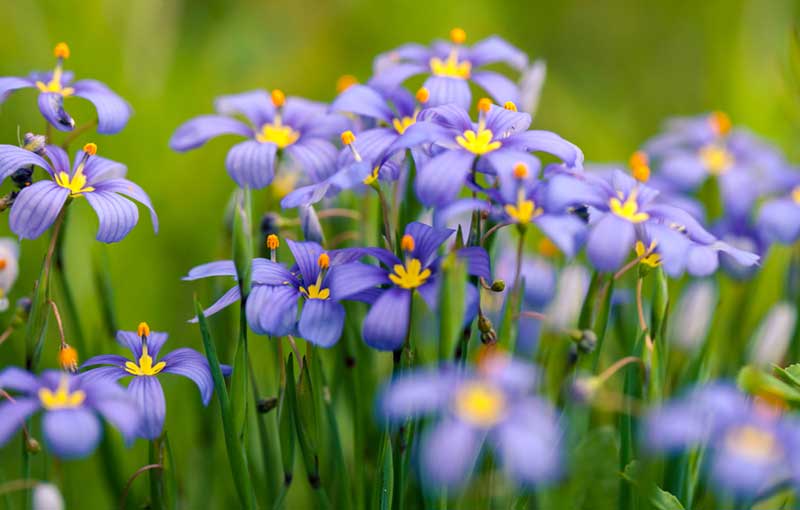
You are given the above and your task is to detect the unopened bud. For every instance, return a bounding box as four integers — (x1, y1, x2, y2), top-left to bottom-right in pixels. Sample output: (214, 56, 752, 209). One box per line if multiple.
(26, 437, 41, 453)
(22, 133, 47, 155)
(58, 345, 79, 373)
(490, 280, 505, 292)
(257, 397, 279, 414)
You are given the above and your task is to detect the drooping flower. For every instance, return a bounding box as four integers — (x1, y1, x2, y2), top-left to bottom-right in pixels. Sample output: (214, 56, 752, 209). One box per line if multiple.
(169, 89, 349, 189)
(0, 143, 158, 242)
(0, 238, 20, 311)
(379, 352, 562, 488)
(390, 99, 583, 207)
(0, 367, 139, 458)
(756, 184, 800, 245)
(185, 241, 387, 347)
(371, 29, 528, 108)
(643, 383, 800, 497)
(0, 43, 131, 133)
(547, 168, 758, 275)
(80, 323, 217, 439)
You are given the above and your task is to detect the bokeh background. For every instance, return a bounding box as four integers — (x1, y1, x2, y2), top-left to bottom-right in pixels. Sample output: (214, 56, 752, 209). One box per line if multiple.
(0, 0, 798, 507)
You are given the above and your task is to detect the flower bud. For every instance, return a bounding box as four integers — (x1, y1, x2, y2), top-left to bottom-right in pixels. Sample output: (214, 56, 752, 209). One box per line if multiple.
(23, 133, 47, 155)
(26, 436, 41, 453)
(34, 483, 64, 510)
(299, 205, 325, 245)
(490, 279, 505, 292)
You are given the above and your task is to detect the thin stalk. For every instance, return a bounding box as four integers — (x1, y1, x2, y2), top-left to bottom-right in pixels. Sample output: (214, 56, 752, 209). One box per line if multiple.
(60, 118, 98, 149)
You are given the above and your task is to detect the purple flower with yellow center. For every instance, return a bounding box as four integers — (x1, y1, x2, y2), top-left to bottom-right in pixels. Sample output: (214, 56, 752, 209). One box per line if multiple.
(80, 323, 216, 439)
(0, 367, 139, 458)
(185, 239, 387, 347)
(547, 168, 758, 275)
(644, 383, 800, 497)
(0, 142, 157, 242)
(379, 352, 561, 488)
(170, 89, 349, 189)
(360, 222, 490, 351)
(757, 184, 800, 245)
(0, 43, 131, 134)
(372, 28, 527, 109)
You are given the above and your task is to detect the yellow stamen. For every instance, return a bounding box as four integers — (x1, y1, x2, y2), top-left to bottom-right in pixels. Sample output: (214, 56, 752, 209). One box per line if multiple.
(137, 322, 150, 338)
(454, 382, 506, 427)
(389, 258, 431, 289)
(39, 377, 86, 410)
(699, 144, 734, 176)
(634, 241, 661, 267)
(340, 130, 356, 146)
(629, 150, 648, 170)
(504, 193, 542, 224)
(299, 284, 330, 300)
(449, 27, 467, 45)
(429, 53, 472, 79)
(317, 253, 330, 269)
(58, 345, 79, 373)
(256, 121, 300, 148)
(336, 75, 358, 93)
(792, 186, 800, 205)
(401, 234, 415, 252)
(538, 238, 559, 258)
(477, 97, 492, 113)
(709, 111, 732, 136)
(124, 345, 166, 376)
(271, 89, 286, 108)
(54, 159, 94, 198)
(266, 234, 280, 250)
(609, 192, 649, 223)
(503, 101, 517, 112)
(83, 143, 97, 156)
(724, 425, 780, 462)
(392, 116, 416, 135)
(362, 166, 380, 185)
(415, 87, 430, 104)
(631, 164, 650, 183)
(512, 162, 528, 180)
(456, 128, 501, 155)
(54, 42, 70, 59)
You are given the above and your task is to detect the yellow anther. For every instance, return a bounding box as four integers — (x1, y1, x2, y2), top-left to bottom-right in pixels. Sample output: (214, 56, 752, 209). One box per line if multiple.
(54, 156, 94, 197)
(0, 259, 7, 270)
(124, 345, 166, 376)
(39, 377, 85, 410)
(137, 322, 150, 338)
(54, 42, 70, 59)
(256, 121, 300, 148)
(266, 234, 280, 250)
(271, 89, 286, 108)
(699, 144, 734, 176)
(512, 162, 528, 180)
(454, 382, 506, 427)
(82, 143, 97, 156)
(629, 150, 648, 170)
(389, 259, 431, 289)
(792, 186, 800, 205)
(477, 97, 492, 113)
(449, 27, 467, 45)
(609, 193, 650, 223)
(632, 164, 650, 183)
(340, 130, 356, 146)
(635, 241, 661, 267)
(58, 345, 79, 373)
(456, 128, 501, 155)
(503, 101, 518, 112)
(336, 74, 358, 93)
(317, 252, 330, 269)
(709, 111, 732, 136)
(415, 87, 430, 104)
(401, 234, 415, 252)
(299, 284, 330, 300)
(538, 238, 559, 258)
(504, 195, 542, 224)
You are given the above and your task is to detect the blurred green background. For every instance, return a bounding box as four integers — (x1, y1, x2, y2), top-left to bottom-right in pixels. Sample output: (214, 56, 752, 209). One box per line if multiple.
(0, 0, 798, 507)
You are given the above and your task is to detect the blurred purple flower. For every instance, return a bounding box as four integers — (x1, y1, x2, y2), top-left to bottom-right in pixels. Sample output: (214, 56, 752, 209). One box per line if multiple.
(757, 185, 800, 245)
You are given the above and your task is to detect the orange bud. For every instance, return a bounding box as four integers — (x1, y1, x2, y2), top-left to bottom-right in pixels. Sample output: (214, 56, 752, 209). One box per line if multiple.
(54, 42, 70, 59)
(336, 75, 358, 93)
(82, 143, 97, 156)
(709, 110, 731, 136)
(317, 253, 330, 269)
(512, 162, 528, 180)
(503, 101, 518, 112)
(340, 130, 356, 145)
(271, 89, 286, 108)
(401, 234, 415, 252)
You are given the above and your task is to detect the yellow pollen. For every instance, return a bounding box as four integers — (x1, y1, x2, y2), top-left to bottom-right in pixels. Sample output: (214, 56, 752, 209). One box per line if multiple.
(392, 116, 416, 135)
(699, 144, 734, 176)
(609, 192, 649, 223)
(415, 87, 430, 104)
(271, 89, 286, 108)
(317, 253, 330, 269)
(389, 258, 431, 290)
(792, 186, 800, 205)
(456, 128, 501, 155)
(709, 111, 732, 136)
(631, 164, 650, 183)
(83, 143, 97, 156)
(635, 241, 661, 267)
(58, 345, 79, 373)
(629, 150, 648, 170)
(504, 194, 542, 224)
(538, 238, 559, 258)
(336, 75, 358, 93)
(512, 162, 528, 180)
(256, 121, 300, 148)
(429, 53, 472, 79)
(477, 97, 492, 113)
(454, 382, 506, 427)
(503, 101, 518, 112)
(340, 130, 356, 146)
(401, 234, 415, 252)
(449, 27, 467, 45)
(300, 284, 330, 300)
(137, 322, 150, 338)
(124, 345, 166, 376)
(724, 425, 781, 462)
(54, 42, 70, 59)
(39, 377, 85, 410)
(266, 234, 280, 250)
(54, 162, 94, 198)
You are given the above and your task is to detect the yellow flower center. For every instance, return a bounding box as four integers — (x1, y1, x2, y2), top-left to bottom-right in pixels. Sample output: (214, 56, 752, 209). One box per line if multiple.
(54, 163, 94, 197)
(635, 241, 661, 267)
(389, 258, 431, 290)
(39, 377, 86, 410)
(454, 382, 506, 427)
(504, 193, 543, 224)
(699, 144, 734, 176)
(609, 192, 649, 223)
(456, 128, 501, 155)
(429, 51, 472, 79)
(792, 186, 800, 205)
(392, 116, 417, 135)
(35, 67, 74, 97)
(125, 345, 166, 376)
(300, 283, 330, 300)
(724, 425, 781, 462)
(256, 119, 300, 148)
(362, 166, 380, 185)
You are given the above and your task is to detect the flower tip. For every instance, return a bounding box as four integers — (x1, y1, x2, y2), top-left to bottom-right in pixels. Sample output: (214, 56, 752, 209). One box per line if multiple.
(137, 322, 150, 338)
(340, 130, 356, 146)
(631, 164, 650, 183)
(503, 101, 518, 112)
(400, 234, 415, 252)
(415, 87, 430, 104)
(266, 234, 280, 250)
(709, 110, 732, 136)
(271, 89, 286, 107)
(54, 42, 70, 59)
(317, 252, 330, 269)
(336, 74, 358, 94)
(477, 97, 492, 113)
(82, 143, 97, 156)
(58, 345, 79, 373)
(449, 27, 467, 45)
(512, 162, 529, 180)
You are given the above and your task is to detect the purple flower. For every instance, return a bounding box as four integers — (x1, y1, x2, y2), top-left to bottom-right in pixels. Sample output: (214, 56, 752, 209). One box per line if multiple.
(0, 367, 139, 458)
(389, 100, 583, 207)
(547, 169, 758, 276)
(0, 143, 157, 242)
(643, 383, 800, 497)
(185, 242, 387, 347)
(170, 89, 349, 189)
(379, 353, 561, 488)
(80, 323, 216, 439)
(371, 29, 528, 109)
(0, 43, 131, 134)
(757, 185, 800, 245)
